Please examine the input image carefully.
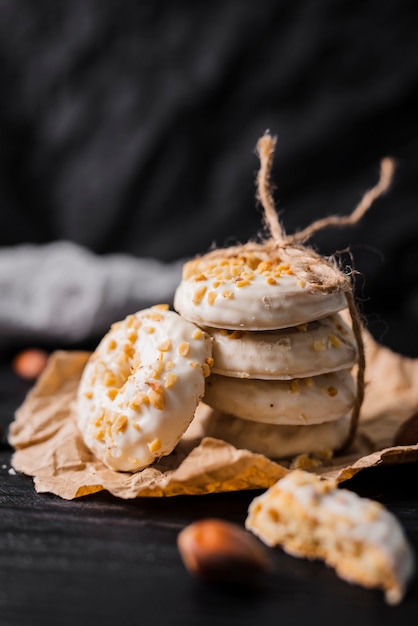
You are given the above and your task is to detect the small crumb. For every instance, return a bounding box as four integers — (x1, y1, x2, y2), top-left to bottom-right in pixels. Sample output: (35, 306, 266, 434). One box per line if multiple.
(290, 454, 322, 471)
(8, 467, 17, 476)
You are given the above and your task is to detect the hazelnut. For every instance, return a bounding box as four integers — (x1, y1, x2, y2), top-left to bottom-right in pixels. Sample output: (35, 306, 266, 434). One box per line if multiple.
(12, 348, 48, 380)
(393, 412, 418, 447)
(177, 518, 271, 585)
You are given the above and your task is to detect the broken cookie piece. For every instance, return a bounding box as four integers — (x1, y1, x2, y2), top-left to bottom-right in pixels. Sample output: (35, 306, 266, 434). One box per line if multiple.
(245, 469, 415, 604)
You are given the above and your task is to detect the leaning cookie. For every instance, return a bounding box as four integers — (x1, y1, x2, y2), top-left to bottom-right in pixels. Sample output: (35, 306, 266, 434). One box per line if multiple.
(174, 248, 348, 331)
(245, 470, 415, 605)
(205, 313, 357, 380)
(203, 369, 356, 426)
(77, 305, 213, 472)
(197, 407, 351, 459)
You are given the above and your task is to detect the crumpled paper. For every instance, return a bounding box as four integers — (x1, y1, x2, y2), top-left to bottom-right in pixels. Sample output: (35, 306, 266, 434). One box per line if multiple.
(9, 329, 418, 499)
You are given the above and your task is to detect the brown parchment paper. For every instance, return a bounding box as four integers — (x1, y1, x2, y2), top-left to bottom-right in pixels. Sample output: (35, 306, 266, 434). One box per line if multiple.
(8, 329, 418, 499)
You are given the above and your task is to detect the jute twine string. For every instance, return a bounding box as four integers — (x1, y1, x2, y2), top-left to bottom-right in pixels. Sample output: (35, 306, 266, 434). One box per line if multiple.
(201, 132, 394, 451)
(254, 131, 394, 452)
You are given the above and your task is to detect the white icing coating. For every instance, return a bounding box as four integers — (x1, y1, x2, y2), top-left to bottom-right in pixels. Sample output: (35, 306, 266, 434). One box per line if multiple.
(246, 470, 415, 604)
(174, 252, 347, 330)
(77, 306, 213, 471)
(203, 369, 356, 425)
(205, 313, 357, 379)
(197, 408, 351, 458)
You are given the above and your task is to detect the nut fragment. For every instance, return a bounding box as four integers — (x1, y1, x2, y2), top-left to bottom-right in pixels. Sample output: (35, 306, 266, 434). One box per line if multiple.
(393, 412, 418, 446)
(177, 518, 271, 584)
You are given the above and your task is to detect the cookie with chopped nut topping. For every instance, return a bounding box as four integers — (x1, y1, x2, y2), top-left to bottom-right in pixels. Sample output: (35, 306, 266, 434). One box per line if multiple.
(77, 305, 213, 472)
(174, 251, 348, 331)
(204, 313, 357, 380)
(246, 470, 415, 605)
(203, 369, 356, 426)
(196, 407, 351, 459)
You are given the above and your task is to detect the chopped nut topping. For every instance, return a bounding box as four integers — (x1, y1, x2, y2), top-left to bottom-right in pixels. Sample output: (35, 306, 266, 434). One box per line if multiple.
(144, 326, 155, 334)
(221, 289, 234, 299)
(129, 397, 142, 411)
(289, 379, 300, 393)
(103, 371, 118, 387)
(153, 303, 169, 310)
(94, 429, 105, 441)
(94, 414, 104, 427)
(193, 286, 207, 305)
(313, 340, 327, 352)
(148, 386, 165, 410)
(127, 331, 138, 343)
(328, 334, 341, 347)
(257, 260, 272, 273)
(150, 361, 165, 379)
(192, 328, 203, 340)
(107, 339, 117, 351)
(124, 344, 135, 358)
(296, 324, 308, 332)
(178, 341, 190, 357)
(165, 373, 178, 388)
(207, 291, 218, 305)
(327, 386, 338, 397)
(202, 363, 211, 377)
(137, 392, 150, 406)
(158, 339, 172, 352)
(114, 414, 129, 433)
(84, 390, 93, 399)
(148, 438, 161, 453)
(236, 279, 251, 288)
(303, 377, 314, 387)
(147, 311, 163, 321)
(107, 388, 118, 401)
(126, 315, 140, 329)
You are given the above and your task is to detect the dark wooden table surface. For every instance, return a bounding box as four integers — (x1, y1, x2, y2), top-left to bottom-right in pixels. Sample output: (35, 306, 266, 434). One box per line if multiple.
(1, 358, 417, 626)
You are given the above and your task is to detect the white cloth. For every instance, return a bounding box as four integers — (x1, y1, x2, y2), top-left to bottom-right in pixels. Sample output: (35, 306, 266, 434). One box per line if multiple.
(0, 241, 184, 348)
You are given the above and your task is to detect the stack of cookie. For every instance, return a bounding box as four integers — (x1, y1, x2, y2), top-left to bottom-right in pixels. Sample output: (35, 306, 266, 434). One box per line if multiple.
(174, 246, 359, 459)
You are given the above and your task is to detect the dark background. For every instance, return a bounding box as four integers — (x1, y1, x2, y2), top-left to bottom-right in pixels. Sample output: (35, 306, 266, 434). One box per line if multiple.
(1, 0, 418, 355)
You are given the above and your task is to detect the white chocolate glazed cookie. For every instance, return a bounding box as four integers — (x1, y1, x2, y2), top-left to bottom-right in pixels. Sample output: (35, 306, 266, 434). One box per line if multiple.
(197, 408, 351, 459)
(246, 470, 415, 605)
(174, 251, 348, 330)
(203, 370, 356, 426)
(205, 313, 357, 379)
(77, 306, 213, 472)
